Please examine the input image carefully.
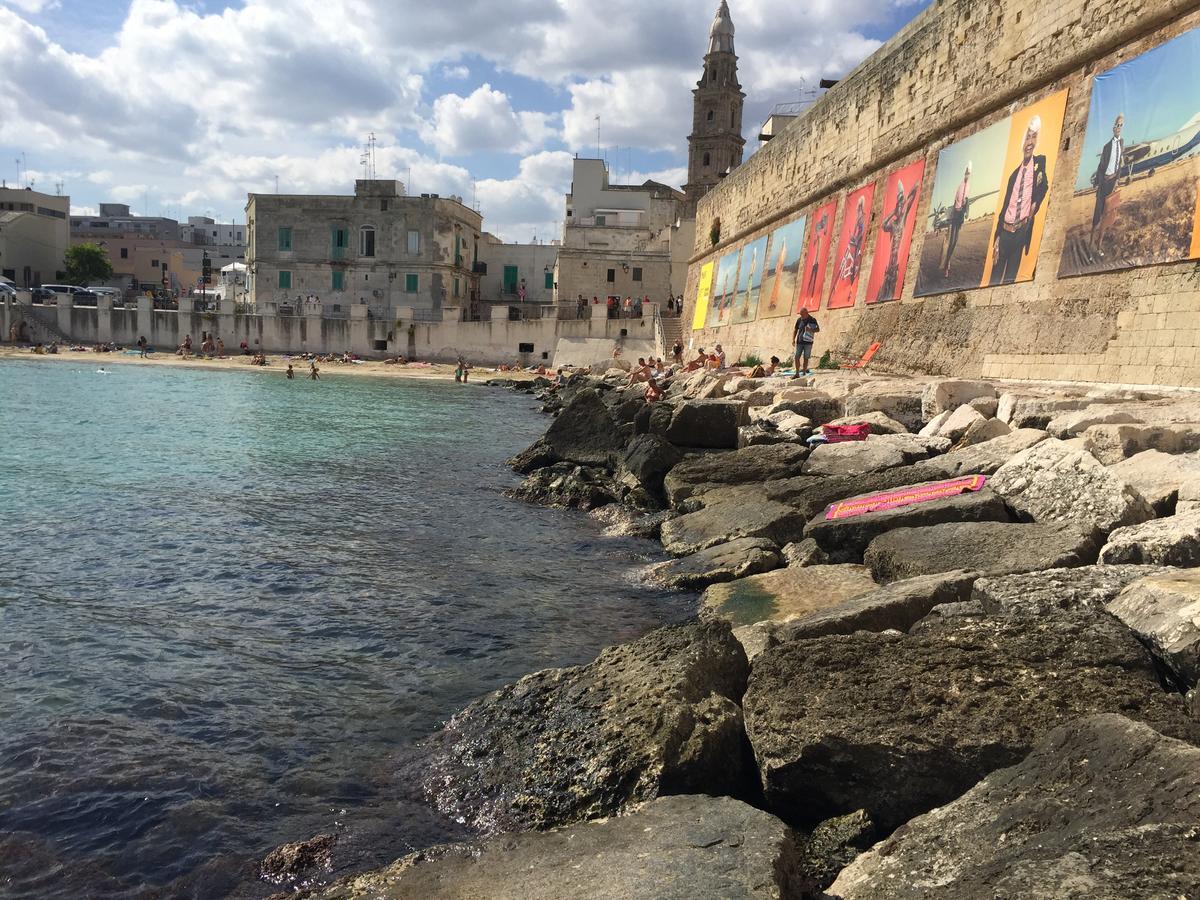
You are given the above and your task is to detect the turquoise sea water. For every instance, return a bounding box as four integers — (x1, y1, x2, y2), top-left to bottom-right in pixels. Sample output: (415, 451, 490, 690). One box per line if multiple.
(0, 359, 693, 898)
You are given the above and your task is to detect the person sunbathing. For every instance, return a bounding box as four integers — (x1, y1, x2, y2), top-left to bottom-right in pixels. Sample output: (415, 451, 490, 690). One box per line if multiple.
(682, 348, 707, 373)
(644, 377, 664, 403)
(748, 355, 782, 378)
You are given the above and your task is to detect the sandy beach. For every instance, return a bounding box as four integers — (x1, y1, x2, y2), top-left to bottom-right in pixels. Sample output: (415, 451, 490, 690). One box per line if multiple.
(0, 344, 543, 383)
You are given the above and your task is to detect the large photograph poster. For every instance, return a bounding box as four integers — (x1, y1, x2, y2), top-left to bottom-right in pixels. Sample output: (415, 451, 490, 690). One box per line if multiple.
(827, 183, 876, 309)
(914, 89, 1068, 295)
(865, 159, 926, 303)
(758, 215, 807, 319)
(796, 200, 836, 312)
(691, 261, 715, 331)
(732, 234, 768, 324)
(706, 247, 742, 327)
(1058, 28, 1200, 277)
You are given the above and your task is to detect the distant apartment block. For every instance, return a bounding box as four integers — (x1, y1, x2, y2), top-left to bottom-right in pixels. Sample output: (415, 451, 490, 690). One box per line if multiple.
(0, 185, 70, 287)
(245, 180, 482, 312)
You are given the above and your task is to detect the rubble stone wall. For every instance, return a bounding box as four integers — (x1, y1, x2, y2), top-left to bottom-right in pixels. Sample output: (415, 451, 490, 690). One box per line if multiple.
(684, 0, 1200, 386)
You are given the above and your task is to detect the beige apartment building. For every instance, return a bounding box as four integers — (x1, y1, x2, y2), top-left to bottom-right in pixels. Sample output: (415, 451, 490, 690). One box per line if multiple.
(245, 180, 482, 313)
(0, 186, 70, 287)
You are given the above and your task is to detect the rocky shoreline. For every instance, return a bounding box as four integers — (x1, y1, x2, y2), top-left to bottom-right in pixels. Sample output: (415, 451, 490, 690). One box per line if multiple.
(272, 366, 1200, 898)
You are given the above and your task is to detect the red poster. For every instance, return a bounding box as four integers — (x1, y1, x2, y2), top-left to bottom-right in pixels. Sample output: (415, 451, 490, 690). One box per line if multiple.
(866, 159, 926, 303)
(795, 199, 837, 313)
(827, 183, 876, 309)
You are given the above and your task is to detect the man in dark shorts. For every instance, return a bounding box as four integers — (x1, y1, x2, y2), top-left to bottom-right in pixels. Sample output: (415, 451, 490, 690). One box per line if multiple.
(793, 308, 820, 377)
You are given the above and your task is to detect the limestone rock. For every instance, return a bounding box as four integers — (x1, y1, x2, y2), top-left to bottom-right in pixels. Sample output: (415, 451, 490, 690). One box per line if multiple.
(701, 564, 877, 628)
(1109, 449, 1200, 515)
(921, 379, 997, 420)
(935, 403, 986, 442)
(966, 395, 999, 418)
(826, 411, 908, 435)
(663, 443, 809, 506)
(1001, 395, 1094, 429)
(916, 427, 1047, 478)
(1100, 510, 1200, 567)
(418, 621, 753, 833)
(829, 715, 1200, 900)
(541, 388, 624, 467)
(804, 434, 935, 478)
(972, 564, 1174, 615)
(989, 438, 1155, 535)
(762, 390, 842, 426)
(506, 437, 557, 475)
(804, 483, 1011, 562)
(956, 416, 1010, 448)
(1045, 404, 1142, 439)
(1083, 422, 1200, 464)
(652, 537, 781, 590)
(632, 399, 675, 438)
(737, 424, 805, 448)
(660, 485, 809, 556)
(260, 834, 335, 887)
(743, 613, 1198, 832)
(843, 390, 923, 432)
(782, 538, 829, 567)
(775, 571, 977, 640)
(506, 463, 627, 511)
(620, 434, 683, 497)
(664, 399, 749, 449)
(917, 409, 950, 437)
(864, 521, 1100, 583)
(1108, 571, 1200, 687)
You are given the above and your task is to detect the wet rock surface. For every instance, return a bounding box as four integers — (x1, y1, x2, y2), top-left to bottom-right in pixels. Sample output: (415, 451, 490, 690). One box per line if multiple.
(261, 834, 336, 887)
(417, 620, 754, 834)
(302, 795, 806, 900)
(701, 564, 878, 628)
(652, 537, 782, 589)
(829, 715, 1200, 900)
(743, 613, 1199, 833)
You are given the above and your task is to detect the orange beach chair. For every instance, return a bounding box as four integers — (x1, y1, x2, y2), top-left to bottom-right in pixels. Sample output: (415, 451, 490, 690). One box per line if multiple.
(841, 341, 881, 370)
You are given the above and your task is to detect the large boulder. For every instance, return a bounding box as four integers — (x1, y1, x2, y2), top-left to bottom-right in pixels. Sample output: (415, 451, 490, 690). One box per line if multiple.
(781, 538, 829, 567)
(864, 520, 1100, 583)
(921, 379, 997, 420)
(1108, 449, 1200, 514)
(1045, 404, 1141, 439)
(660, 485, 810, 556)
(620, 434, 683, 497)
(313, 795, 808, 900)
(664, 400, 749, 449)
(829, 715, 1200, 900)
(915, 427, 1047, 478)
(652, 537, 781, 590)
(506, 463, 629, 510)
(999, 395, 1094, 428)
(989, 438, 1155, 535)
(757, 391, 842, 426)
(743, 614, 1198, 833)
(804, 482, 1011, 561)
(663, 443, 809, 506)
(775, 571, 978, 641)
(701, 564, 877, 628)
(956, 416, 1010, 448)
(804, 434, 937, 478)
(418, 621, 754, 834)
(971, 563, 1174, 614)
(1082, 422, 1200, 464)
(540, 388, 625, 467)
(842, 389, 923, 432)
(935, 403, 986, 442)
(1100, 510, 1200, 566)
(1108, 571, 1200, 688)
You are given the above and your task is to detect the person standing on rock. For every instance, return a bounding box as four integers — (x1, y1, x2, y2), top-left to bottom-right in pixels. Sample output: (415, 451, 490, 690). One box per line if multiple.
(793, 308, 820, 377)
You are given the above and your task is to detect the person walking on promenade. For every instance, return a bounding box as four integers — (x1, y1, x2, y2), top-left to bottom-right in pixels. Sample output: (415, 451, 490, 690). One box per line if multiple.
(793, 307, 820, 377)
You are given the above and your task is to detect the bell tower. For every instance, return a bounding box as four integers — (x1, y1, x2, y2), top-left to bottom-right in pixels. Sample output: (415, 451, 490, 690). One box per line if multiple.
(683, 1, 746, 212)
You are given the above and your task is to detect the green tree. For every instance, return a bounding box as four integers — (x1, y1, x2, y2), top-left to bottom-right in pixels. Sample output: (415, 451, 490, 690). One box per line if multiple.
(63, 243, 114, 286)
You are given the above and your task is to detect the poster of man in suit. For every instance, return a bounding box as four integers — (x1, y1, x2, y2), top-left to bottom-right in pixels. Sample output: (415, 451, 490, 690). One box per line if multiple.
(1058, 27, 1200, 277)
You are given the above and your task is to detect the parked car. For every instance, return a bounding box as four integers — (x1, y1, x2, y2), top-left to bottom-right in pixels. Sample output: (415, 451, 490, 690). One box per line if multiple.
(87, 286, 123, 307)
(0, 283, 16, 298)
(30, 287, 55, 303)
(73, 290, 98, 307)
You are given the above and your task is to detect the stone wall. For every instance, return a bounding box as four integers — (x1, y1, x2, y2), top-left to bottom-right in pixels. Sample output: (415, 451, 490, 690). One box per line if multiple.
(685, 0, 1200, 387)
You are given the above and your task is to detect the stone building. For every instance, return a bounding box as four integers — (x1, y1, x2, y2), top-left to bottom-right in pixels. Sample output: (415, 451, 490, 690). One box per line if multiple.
(684, 0, 1200, 388)
(554, 157, 693, 309)
(0, 185, 69, 287)
(476, 235, 560, 306)
(682, 0, 745, 213)
(245, 180, 482, 313)
(71, 203, 181, 241)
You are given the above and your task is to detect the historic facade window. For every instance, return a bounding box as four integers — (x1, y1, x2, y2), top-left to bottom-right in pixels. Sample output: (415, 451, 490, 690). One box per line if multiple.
(360, 225, 376, 257)
(277, 227, 292, 250)
(278, 270, 292, 289)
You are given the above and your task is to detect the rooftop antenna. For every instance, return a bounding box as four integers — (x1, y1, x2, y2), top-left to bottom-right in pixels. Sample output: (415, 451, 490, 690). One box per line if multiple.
(55, 180, 63, 196)
(594, 114, 600, 159)
(472, 177, 477, 211)
(274, 174, 279, 194)
(366, 132, 377, 180)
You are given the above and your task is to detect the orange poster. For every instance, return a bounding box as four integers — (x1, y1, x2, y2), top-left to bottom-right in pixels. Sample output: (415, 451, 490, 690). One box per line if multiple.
(865, 159, 925, 303)
(827, 183, 876, 309)
(795, 200, 836, 312)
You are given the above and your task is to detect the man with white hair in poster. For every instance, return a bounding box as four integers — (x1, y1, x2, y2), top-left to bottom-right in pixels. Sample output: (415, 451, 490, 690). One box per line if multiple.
(990, 115, 1049, 284)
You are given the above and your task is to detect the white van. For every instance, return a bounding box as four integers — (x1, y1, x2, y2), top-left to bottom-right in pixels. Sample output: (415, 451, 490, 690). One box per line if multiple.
(41, 284, 87, 297)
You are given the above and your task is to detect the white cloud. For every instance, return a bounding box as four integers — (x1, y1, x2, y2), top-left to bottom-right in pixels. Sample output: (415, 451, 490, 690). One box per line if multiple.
(69, 204, 97, 216)
(1, 0, 58, 12)
(441, 64, 470, 79)
(421, 84, 553, 157)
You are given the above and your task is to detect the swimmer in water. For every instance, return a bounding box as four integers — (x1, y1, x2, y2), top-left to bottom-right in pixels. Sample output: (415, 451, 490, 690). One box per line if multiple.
(97, 367, 107, 374)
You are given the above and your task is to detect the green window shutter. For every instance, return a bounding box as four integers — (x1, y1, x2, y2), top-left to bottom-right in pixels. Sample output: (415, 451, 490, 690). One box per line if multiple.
(503, 265, 518, 293)
(278, 270, 291, 289)
(405, 273, 418, 293)
(332, 270, 344, 291)
(277, 227, 292, 250)
(544, 271, 554, 290)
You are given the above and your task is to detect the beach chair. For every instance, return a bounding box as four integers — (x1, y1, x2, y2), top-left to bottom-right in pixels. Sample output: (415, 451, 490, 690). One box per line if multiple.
(841, 341, 881, 370)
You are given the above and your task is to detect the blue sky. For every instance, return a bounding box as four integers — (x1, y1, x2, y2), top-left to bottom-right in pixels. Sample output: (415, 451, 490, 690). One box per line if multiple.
(0, 0, 930, 241)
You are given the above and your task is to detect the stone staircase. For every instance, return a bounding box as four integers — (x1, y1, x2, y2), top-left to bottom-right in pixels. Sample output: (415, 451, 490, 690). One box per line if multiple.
(657, 313, 684, 359)
(8, 297, 70, 344)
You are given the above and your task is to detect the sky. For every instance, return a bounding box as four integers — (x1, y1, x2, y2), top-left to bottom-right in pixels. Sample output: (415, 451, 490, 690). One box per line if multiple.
(0, 0, 931, 242)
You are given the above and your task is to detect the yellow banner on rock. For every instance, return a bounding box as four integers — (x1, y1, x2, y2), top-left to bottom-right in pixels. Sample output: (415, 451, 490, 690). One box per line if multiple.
(692, 261, 715, 330)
